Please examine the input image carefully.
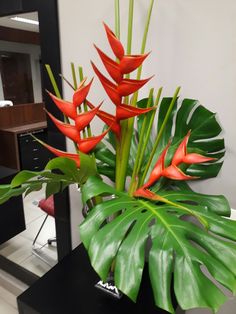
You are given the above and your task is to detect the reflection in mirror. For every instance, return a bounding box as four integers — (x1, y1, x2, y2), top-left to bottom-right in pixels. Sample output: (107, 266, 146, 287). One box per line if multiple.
(0, 11, 57, 277)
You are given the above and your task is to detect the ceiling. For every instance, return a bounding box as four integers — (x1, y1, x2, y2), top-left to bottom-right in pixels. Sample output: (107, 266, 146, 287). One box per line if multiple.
(0, 12, 39, 33)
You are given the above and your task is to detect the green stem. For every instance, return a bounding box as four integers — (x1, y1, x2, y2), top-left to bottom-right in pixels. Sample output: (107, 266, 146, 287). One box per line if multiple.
(114, 0, 120, 39)
(45, 64, 70, 124)
(124, 0, 134, 105)
(117, 0, 155, 192)
(141, 86, 181, 184)
(129, 88, 154, 195)
(138, 87, 162, 188)
(45, 64, 62, 98)
(79, 66, 91, 138)
(71, 62, 78, 89)
(136, 0, 155, 82)
(127, 0, 134, 55)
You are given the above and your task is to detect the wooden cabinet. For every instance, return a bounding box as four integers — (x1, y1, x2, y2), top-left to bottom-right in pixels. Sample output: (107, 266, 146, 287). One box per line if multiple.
(0, 122, 51, 171)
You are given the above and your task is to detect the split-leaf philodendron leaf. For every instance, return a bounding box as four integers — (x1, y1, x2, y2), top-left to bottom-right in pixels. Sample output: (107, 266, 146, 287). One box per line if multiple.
(80, 176, 236, 314)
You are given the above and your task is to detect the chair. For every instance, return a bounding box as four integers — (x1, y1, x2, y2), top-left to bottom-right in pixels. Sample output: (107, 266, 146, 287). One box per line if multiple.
(32, 195, 57, 266)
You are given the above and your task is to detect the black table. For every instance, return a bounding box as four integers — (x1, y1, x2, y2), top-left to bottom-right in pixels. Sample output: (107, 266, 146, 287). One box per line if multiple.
(0, 166, 25, 244)
(18, 245, 176, 314)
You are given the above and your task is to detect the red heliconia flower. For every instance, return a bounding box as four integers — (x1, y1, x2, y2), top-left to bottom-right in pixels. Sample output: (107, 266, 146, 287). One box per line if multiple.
(172, 131, 215, 166)
(119, 53, 150, 75)
(74, 103, 102, 131)
(33, 137, 80, 167)
(136, 130, 216, 197)
(161, 165, 197, 180)
(134, 188, 159, 200)
(78, 128, 110, 154)
(142, 142, 170, 189)
(91, 62, 121, 106)
(45, 110, 81, 143)
(86, 101, 121, 137)
(117, 77, 153, 97)
(103, 22, 125, 60)
(92, 23, 152, 113)
(47, 91, 77, 120)
(73, 78, 93, 107)
(94, 45, 122, 83)
(116, 103, 155, 121)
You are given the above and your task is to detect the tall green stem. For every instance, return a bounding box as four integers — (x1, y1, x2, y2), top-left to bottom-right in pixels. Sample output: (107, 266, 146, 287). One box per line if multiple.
(117, 0, 155, 192)
(140, 86, 181, 184)
(114, 0, 120, 39)
(129, 88, 154, 195)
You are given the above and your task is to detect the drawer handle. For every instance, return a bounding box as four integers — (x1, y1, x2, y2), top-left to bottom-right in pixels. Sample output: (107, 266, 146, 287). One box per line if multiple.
(33, 157, 39, 160)
(33, 148, 38, 152)
(34, 166, 40, 170)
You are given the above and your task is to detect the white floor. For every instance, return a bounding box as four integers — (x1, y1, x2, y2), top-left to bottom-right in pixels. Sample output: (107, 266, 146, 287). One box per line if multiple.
(0, 188, 57, 277)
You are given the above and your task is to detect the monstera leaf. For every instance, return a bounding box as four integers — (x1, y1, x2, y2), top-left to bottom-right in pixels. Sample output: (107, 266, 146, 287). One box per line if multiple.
(96, 97, 224, 182)
(80, 176, 236, 314)
(0, 156, 91, 204)
(155, 98, 225, 179)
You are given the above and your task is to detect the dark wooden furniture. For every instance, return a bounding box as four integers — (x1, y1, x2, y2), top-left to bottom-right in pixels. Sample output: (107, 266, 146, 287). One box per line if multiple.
(17, 245, 176, 314)
(0, 103, 50, 170)
(0, 166, 25, 245)
(0, 121, 50, 171)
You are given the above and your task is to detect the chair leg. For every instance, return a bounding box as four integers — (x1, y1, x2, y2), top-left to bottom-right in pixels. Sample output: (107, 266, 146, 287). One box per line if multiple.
(32, 214, 49, 246)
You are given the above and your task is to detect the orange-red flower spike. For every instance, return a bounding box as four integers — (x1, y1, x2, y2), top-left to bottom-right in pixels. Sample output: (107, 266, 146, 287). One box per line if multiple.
(47, 91, 77, 120)
(117, 77, 153, 97)
(143, 142, 171, 189)
(172, 130, 215, 165)
(119, 53, 150, 75)
(91, 62, 121, 105)
(161, 165, 198, 181)
(86, 101, 121, 137)
(183, 153, 215, 164)
(172, 131, 191, 166)
(116, 103, 155, 121)
(78, 128, 110, 154)
(103, 22, 124, 60)
(46, 110, 80, 143)
(73, 78, 93, 107)
(43, 144, 80, 167)
(94, 45, 122, 83)
(134, 188, 159, 200)
(74, 103, 102, 131)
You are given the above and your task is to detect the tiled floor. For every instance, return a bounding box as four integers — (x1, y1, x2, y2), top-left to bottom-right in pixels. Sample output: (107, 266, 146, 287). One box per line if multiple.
(0, 188, 57, 277)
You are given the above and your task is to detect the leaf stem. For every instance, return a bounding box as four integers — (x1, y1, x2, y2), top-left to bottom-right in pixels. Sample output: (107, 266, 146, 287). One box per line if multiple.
(129, 88, 154, 195)
(141, 86, 181, 184)
(45, 64, 62, 98)
(117, 0, 155, 192)
(71, 62, 78, 90)
(114, 0, 120, 39)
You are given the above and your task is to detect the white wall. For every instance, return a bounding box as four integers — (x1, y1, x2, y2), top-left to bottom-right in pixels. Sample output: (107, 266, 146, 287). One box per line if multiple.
(0, 40, 42, 103)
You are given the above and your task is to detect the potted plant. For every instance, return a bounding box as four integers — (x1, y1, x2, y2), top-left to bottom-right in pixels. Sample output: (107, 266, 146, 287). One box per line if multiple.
(1, 1, 235, 313)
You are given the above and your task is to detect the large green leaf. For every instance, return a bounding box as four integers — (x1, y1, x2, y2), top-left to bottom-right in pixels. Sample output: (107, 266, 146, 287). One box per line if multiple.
(154, 98, 225, 179)
(80, 176, 236, 314)
(0, 157, 82, 204)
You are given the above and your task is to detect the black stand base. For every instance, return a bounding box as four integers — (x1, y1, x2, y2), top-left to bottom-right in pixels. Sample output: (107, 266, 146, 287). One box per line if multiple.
(17, 244, 177, 314)
(95, 275, 123, 299)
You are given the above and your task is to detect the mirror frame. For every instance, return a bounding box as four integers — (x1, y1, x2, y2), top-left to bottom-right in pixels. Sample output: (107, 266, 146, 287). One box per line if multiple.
(0, 0, 72, 285)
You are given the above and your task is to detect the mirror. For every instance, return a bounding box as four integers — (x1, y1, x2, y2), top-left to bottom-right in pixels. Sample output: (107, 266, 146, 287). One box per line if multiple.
(0, 0, 71, 285)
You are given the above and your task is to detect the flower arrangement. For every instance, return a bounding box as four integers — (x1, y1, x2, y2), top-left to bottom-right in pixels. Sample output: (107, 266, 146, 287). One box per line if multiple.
(1, 1, 236, 313)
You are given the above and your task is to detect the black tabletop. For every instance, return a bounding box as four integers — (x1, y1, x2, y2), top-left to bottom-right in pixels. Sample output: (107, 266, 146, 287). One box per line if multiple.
(18, 244, 176, 314)
(0, 165, 18, 181)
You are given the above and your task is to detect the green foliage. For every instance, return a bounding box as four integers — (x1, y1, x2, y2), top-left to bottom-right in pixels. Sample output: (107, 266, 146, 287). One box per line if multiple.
(0, 157, 89, 204)
(80, 176, 236, 313)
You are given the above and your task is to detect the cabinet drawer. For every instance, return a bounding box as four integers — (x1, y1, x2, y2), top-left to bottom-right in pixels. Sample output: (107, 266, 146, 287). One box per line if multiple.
(18, 129, 51, 171)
